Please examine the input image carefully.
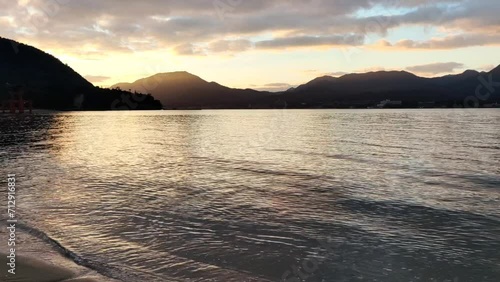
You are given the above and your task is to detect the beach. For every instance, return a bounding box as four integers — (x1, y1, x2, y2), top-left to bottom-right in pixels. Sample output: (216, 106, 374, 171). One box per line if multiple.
(0, 225, 114, 282)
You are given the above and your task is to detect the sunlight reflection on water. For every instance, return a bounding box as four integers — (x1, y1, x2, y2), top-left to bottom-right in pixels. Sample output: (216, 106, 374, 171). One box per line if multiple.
(1, 109, 499, 281)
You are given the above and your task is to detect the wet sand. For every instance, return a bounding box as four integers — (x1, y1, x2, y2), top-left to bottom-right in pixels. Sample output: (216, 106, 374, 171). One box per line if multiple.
(1, 252, 104, 282)
(0, 224, 115, 282)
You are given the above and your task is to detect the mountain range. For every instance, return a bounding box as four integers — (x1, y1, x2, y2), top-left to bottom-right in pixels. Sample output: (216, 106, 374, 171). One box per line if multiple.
(1, 36, 499, 110)
(113, 66, 500, 109)
(281, 67, 500, 108)
(113, 72, 275, 109)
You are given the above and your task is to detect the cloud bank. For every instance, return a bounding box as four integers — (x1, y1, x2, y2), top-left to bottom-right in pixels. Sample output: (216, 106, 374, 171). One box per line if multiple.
(1, 0, 499, 56)
(406, 62, 465, 75)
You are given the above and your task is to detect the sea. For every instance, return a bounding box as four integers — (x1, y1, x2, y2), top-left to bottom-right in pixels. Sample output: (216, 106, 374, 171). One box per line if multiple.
(1, 109, 499, 281)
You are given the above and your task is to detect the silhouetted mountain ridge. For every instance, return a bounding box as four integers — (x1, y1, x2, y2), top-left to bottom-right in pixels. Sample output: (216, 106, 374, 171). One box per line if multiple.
(292, 71, 425, 98)
(0, 37, 162, 110)
(282, 67, 500, 108)
(0, 37, 92, 90)
(3, 37, 499, 109)
(113, 72, 275, 108)
(113, 65, 500, 109)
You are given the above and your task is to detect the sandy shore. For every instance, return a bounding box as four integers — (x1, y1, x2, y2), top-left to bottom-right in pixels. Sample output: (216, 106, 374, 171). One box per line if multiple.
(0, 222, 116, 282)
(1, 252, 107, 282)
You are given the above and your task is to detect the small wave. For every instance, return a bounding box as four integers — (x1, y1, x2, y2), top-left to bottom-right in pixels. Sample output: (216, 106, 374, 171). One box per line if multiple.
(16, 222, 171, 282)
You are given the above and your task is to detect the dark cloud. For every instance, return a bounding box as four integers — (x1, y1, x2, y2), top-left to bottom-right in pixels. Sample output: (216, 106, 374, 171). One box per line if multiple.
(254, 82, 294, 91)
(255, 35, 364, 49)
(265, 83, 292, 87)
(84, 75, 111, 83)
(2, 0, 499, 55)
(327, 71, 349, 77)
(382, 33, 500, 49)
(406, 62, 465, 75)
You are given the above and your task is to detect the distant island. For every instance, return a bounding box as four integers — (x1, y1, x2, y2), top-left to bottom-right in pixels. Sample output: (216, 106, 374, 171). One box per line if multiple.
(1, 36, 499, 110)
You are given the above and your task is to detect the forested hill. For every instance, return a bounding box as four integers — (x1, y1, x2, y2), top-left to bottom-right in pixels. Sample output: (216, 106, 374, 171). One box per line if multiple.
(0, 37, 162, 110)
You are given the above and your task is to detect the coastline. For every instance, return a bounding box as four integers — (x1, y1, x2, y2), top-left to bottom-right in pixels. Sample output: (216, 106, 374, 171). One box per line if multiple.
(0, 252, 104, 282)
(0, 225, 115, 282)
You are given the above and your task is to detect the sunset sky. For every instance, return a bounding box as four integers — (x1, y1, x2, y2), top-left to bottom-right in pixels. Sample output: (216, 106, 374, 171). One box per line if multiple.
(2, 0, 499, 91)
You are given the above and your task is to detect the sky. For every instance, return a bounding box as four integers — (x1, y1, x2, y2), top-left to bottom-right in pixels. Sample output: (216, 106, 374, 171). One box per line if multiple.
(1, 0, 500, 91)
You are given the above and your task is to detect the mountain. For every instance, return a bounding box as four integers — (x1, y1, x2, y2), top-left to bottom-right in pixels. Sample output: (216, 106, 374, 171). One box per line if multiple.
(113, 66, 500, 109)
(113, 72, 276, 109)
(284, 70, 433, 107)
(491, 65, 500, 75)
(292, 71, 424, 97)
(0, 36, 92, 108)
(283, 67, 500, 108)
(8, 34, 496, 110)
(0, 37, 162, 110)
(430, 70, 481, 86)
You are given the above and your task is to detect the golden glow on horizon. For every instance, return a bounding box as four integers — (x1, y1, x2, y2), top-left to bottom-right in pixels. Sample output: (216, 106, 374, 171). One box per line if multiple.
(2, 1, 499, 90)
(35, 43, 498, 91)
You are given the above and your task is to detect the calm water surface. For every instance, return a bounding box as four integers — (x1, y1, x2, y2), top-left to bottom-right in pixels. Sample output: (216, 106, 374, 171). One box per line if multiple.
(1, 109, 499, 281)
